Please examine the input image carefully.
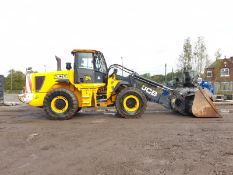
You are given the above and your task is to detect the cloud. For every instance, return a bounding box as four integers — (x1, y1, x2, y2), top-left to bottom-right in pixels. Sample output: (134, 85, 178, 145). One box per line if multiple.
(0, 0, 233, 76)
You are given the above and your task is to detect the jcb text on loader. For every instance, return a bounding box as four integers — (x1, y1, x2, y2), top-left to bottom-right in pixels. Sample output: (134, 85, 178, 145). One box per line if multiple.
(19, 49, 221, 120)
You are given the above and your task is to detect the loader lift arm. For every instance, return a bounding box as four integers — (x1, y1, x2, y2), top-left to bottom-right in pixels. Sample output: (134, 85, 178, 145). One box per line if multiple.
(108, 64, 221, 117)
(109, 64, 172, 90)
(108, 64, 177, 111)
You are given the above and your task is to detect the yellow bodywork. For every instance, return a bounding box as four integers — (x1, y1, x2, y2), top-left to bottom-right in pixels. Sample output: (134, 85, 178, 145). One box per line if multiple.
(28, 69, 120, 108)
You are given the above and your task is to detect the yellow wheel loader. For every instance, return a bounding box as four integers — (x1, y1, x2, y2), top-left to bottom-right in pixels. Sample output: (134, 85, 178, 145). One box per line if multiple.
(19, 49, 221, 120)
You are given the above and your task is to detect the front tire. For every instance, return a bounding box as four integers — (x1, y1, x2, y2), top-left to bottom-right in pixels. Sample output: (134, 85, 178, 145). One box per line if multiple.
(115, 87, 147, 118)
(44, 88, 78, 120)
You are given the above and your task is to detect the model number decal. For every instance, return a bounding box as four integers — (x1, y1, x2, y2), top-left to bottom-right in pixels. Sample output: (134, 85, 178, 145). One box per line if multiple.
(55, 74, 68, 79)
(141, 85, 157, 97)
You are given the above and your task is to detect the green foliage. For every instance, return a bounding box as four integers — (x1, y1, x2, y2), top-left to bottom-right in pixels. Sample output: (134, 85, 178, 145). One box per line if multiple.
(141, 73, 151, 79)
(140, 70, 183, 84)
(178, 38, 192, 71)
(151, 74, 165, 83)
(166, 72, 177, 82)
(193, 36, 210, 74)
(4, 69, 25, 91)
(177, 36, 211, 74)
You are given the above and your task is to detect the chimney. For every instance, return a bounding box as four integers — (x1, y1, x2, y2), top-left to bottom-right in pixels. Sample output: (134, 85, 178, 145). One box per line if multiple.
(230, 56, 233, 63)
(55, 56, 61, 71)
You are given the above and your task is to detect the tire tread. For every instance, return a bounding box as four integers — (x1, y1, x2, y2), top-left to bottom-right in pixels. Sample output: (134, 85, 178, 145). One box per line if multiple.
(115, 87, 147, 118)
(44, 88, 78, 120)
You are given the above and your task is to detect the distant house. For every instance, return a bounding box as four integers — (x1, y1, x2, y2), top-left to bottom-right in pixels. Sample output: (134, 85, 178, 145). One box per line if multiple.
(204, 57, 233, 95)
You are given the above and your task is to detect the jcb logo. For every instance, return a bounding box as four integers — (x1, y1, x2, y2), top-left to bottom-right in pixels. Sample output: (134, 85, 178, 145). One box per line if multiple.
(141, 85, 157, 97)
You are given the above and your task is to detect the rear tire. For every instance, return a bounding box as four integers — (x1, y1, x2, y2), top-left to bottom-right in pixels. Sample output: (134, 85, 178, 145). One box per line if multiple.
(115, 87, 147, 118)
(44, 88, 78, 120)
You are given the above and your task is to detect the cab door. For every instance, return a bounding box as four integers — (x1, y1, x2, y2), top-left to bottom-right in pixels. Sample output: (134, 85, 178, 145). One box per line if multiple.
(93, 52, 107, 83)
(74, 52, 95, 83)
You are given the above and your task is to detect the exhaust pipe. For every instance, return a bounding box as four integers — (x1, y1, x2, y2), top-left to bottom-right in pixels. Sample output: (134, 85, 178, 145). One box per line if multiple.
(55, 56, 61, 71)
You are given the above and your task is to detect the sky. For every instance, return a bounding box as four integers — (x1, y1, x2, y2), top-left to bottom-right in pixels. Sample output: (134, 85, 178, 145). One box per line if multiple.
(0, 0, 233, 76)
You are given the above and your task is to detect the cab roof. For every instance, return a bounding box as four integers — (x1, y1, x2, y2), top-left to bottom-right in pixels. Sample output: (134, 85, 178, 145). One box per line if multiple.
(71, 49, 97, 54)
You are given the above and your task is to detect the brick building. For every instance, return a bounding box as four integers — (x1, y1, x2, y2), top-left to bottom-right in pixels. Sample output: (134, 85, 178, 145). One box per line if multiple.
(204, 57, 233, 95)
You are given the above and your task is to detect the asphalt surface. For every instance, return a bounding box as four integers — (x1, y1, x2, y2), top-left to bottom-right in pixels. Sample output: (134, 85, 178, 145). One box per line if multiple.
(0, 95, 233, 175)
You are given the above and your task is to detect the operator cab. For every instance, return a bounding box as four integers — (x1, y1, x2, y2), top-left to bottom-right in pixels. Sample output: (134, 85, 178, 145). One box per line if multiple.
(72, 50, 108, 84)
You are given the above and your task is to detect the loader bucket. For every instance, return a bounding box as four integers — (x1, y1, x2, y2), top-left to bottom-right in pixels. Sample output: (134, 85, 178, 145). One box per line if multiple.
(192, 89, 222, 118)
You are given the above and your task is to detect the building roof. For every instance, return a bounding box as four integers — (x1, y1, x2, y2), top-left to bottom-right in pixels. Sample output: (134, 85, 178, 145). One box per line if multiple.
(206, 57, 233, 69)
(207, 59, 221, 69)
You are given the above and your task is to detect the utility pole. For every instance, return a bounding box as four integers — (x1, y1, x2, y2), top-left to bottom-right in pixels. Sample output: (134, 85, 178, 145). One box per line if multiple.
(165, 63, 167, 84)
(10, 69, 13, 90)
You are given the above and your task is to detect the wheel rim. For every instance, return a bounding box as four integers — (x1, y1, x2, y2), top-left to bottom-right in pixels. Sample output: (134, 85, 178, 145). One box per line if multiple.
(123, 95, 140, 112)
(51, 96, 69, 113)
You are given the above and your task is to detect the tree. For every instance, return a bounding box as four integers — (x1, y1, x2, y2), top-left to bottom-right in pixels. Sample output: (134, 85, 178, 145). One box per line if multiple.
(193, 37, 210, 74)
(214, 49, 222, 60)
(177, 37, 193, 71)
(151, 74, 164, 83)
(4, 69, 25, 91)
(141, 73, 151, 79)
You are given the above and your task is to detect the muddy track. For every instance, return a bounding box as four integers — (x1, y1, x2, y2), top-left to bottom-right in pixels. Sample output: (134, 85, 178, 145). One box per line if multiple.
(0, 103, 233, 175)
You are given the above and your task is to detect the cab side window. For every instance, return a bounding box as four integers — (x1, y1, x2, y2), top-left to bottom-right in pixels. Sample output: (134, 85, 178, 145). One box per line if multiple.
(94, 55, 107, 73)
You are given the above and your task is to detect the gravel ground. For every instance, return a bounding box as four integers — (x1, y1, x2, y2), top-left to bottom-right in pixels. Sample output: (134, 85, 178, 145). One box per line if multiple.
(0, 95, 233, 175)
